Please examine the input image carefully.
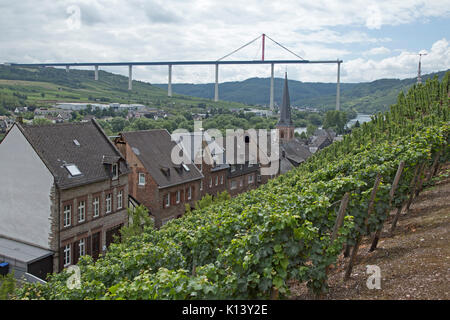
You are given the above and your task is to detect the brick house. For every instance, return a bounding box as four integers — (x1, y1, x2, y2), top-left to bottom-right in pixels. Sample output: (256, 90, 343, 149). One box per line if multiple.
(114, 129, 203, 228)
(0, 119, 129, 277)
(172, 132, 229, 199)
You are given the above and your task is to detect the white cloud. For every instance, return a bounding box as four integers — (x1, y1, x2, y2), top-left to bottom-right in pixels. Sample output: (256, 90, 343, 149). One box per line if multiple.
(366, 4, 383, 29)
(342, 38, 450, 82)
(0, 0, 449, 83)
(363, 47, 391, 56)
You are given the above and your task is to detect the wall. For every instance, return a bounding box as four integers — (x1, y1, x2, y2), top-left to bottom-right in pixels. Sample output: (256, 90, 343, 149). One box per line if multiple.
(0, 125, 54, 249)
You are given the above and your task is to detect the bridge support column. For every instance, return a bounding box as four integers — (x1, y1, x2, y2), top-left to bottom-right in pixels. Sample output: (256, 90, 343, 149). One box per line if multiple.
(336, 61, 341, 111)
(214, 64, 219, 102)
(94, 65, 98, 80)
(128, 65, 132, 91)
(270, 63, 274, 110)
(168, 65, 172, 97)
(65, 65, 69, 73)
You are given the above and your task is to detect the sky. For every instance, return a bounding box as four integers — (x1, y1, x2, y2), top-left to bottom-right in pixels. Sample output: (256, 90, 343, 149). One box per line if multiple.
(0, 0, 449, 84)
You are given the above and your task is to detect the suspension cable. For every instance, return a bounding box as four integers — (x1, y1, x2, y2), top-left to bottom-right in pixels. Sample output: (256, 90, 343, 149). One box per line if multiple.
(265, 34, 305, 60)
(217, 35, 262, 61)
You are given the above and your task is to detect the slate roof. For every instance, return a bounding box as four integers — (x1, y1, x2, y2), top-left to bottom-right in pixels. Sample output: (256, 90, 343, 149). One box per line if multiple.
(17, 120, 128, 190)
(281, 139, 312, 165)
(120, 130, 204, 188)
(310, 134, 332, 150)
(171, 131, 229, 172)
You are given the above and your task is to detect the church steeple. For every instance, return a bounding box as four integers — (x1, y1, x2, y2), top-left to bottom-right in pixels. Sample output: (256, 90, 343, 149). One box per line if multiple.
(277, 72, 293, 126)
(277, 72, 294, 142)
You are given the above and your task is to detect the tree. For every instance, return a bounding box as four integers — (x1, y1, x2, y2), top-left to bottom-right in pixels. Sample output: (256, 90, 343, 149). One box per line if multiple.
(0, 273, 16, 300)
(33, 118, 52, 125)
(306, 124, 317, 137)
(120, 205, 154, 242)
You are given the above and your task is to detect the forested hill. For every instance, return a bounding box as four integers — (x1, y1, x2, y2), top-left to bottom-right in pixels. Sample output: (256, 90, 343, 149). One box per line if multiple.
(154, 70, 449, 113)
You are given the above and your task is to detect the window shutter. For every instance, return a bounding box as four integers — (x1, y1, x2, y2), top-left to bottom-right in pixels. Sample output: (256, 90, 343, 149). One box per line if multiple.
(73, 240, 79, 265)
(87, 235, 92, 256)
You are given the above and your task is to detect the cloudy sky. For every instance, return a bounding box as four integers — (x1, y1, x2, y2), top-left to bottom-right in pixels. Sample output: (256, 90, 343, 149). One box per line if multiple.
(1, 0, 449, 84)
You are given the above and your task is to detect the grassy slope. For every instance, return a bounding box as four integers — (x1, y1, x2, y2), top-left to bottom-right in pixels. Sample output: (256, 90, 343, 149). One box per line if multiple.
(0, 65, 255, 111)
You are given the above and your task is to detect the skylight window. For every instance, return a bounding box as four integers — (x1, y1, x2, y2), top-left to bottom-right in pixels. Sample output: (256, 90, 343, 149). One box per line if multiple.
(182, 163, 190, 172)
(66, 164, 82, 177)
(73, 139, 80, 146)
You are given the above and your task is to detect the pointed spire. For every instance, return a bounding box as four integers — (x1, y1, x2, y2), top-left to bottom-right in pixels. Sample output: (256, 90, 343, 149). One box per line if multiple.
(278, 72, 293, 126)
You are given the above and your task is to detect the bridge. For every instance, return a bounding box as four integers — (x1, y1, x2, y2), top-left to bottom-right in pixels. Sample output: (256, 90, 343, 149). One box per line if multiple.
(7, 34, 344, 110)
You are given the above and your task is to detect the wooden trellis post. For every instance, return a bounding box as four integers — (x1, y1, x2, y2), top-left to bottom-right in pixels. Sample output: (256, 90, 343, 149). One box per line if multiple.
(426, 151, 442, 183)
(391, 163, 420, 233)
(369, 161, 405, 252)
(415, 161, 428, 197)
(408, 162, 426, 211)
(326, 192, 350, 275)
(344, 173, 382, 281)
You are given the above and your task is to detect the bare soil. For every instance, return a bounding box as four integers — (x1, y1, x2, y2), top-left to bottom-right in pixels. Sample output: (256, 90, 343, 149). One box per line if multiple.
(289, 163, 450, 300)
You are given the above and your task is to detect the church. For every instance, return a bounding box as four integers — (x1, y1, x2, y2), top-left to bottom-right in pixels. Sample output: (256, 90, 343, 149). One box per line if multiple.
(276, 73, 313, 174)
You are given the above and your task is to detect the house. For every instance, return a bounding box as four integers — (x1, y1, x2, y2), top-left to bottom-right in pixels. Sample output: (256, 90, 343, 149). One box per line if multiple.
(14, 107, 28, 114)
(0, 119, 130, 278)
(172, 131, 230, 199)
(114, 129, 203, 227)
(221, 131, 268, 197)
(0, 120, 7, 133)
(276, 73, 313, 173)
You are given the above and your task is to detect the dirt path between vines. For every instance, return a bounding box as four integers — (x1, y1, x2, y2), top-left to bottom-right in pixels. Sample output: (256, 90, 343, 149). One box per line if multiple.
(290, 163, 450, 300)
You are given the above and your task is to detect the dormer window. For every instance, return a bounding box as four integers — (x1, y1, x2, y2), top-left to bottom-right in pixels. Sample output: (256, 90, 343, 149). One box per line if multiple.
(161, 167, 170, 177)
(112, 163, 119, 180)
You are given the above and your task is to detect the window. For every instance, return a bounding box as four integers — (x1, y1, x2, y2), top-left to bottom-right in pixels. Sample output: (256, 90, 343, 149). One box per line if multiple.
(117, 190, 123, 209)
(240, 178, 243, 187)
(176, 190, 180, 204)
(215, 176, 218, 186)
(200, 180, 203, 191)
(257, 175, 262, 182)
(248, 174, 254, 184)
(231, 180, 237, 190)
(112, 163, 119, 180)
(64, 244, 71, 267)
(63, 205, 71, 227)
(66, 164, 81, 177)
(165, 193, 170, 208)
(78, 200, 85, 223)
(138, 173, 145, 186)
(79, 239, 85, 256)
(106, 194, 112, 213)
(220, 175, 224, 185)
(209, 177, 212, 188)
(188, 186, 192, 200)
(93, 197, 100, 217)
(182, 163, 190, 172)
(199, 163, 202, 172)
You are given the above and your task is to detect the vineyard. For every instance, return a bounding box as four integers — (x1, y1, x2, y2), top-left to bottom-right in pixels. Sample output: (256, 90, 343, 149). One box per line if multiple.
(16, 72, 449, 300)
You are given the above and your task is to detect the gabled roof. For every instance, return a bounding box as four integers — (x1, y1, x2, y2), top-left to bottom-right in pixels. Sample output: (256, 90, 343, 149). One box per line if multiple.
(16, 119, 128, 190)
(310, 134, 332, 149)
(120, 130, 203, 188)
(172, 131, 229, 172)
(281, 139, 312, 165)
